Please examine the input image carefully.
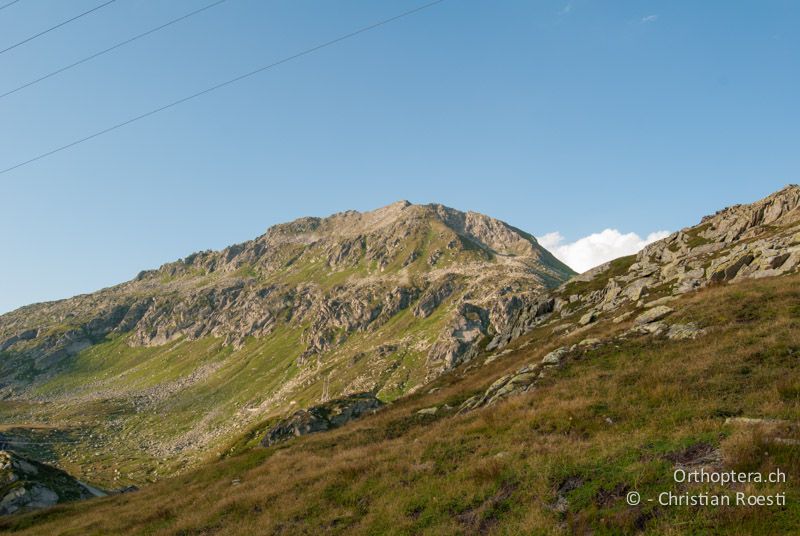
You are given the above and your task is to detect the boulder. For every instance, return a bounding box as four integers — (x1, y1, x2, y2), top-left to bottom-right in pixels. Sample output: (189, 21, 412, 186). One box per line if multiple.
(541, 347, 569, 365)
(261, 392, 383, 447)
(634, 306, 674, 325)
(459, 363, 541, 412)
(666, 323, 706, 340)
(644, 296, 677, 308)
(612, 312, 632, 324)
(0, 451, 95, 516)
(578, 311, 597, 326)
(621, 278, 651, 301)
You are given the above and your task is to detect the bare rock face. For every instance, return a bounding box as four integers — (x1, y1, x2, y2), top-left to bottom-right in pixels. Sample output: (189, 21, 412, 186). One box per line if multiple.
(413, 277, 457, 318)
(459, 345, 577, 413)
(633, 185, 800, 294)
(697, 184, 800, 242)
(427, 303, 491, 374)
(260, 393, 383, 447)
(485, 297, 556, 351)
(0, 451, 97, 516)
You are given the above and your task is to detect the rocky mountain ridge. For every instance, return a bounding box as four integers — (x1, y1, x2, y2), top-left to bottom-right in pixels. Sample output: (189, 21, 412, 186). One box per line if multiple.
(488, 185, 800, 350)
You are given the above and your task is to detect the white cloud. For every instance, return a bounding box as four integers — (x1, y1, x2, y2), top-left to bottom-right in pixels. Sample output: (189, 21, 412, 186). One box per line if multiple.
(537, 229, 670, 273)
(560, 3, 572, 15)
(641, 14, 658, 23)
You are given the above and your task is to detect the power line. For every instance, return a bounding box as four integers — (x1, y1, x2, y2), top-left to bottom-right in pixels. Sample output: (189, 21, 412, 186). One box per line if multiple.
(0, 0, 118, 57)
(0, 0, 447, 176)
(0, 0, 231, 101)
(0, 0, 23, 12)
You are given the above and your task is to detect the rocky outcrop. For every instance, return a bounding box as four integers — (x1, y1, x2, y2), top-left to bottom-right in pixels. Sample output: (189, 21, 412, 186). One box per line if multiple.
(486, 186, 800, 350)
(634, 306, 674, 325)
(426, 303, 491, 373)
(485, 297, 557, 351)
(459, 345, 577, 412)
(260, 393, 383, 447)
(0, 451, 99, 516)
(697, 184, 800, 242)
(458, 188, 800, 419)
(413, 277, 457, 318)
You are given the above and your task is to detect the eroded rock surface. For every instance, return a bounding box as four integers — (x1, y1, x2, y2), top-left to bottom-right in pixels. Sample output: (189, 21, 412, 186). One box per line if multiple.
(261, 393, 383, 447)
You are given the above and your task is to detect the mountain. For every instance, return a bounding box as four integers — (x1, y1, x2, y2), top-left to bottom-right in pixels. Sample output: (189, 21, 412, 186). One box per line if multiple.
(0, 201, 573, 487)
(2, 186, 798, 535)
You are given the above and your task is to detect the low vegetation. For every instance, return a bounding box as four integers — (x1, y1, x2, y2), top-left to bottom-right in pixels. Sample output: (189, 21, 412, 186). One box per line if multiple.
(3, 272, 798, 535)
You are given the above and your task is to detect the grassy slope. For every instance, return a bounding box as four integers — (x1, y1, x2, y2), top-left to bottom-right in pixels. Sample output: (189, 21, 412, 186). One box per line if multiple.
(0, 305, 452, 488)
(3, 272, 798, 535)
(0, 219, 498, 487)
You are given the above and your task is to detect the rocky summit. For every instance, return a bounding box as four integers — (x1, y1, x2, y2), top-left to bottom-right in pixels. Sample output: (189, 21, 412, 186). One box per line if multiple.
(0, 201, 573, 487)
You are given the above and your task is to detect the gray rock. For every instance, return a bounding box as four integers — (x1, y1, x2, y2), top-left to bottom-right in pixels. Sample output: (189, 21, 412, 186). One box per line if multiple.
(412, 278, 456, 318)
(621, 278, 650, 301)
(541, 347, 569, 365)
(612, 312, 632, 324)
(666, 323, 706, 340)
(458, 358, 549, 412)
(0, 451, 94, 516)
(638, 321, 668, 335)
(675, 278, 703, 294)
(644, 296, 678, 308)
(578, 311, 597, 326)
(634, 306, 674, 325)
(261, 392, 383, 447)
(427, 303, 490, 372)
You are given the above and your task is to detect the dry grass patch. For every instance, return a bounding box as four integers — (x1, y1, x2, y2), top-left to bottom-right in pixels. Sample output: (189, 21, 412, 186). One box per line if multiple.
(2, 274, 800, 534)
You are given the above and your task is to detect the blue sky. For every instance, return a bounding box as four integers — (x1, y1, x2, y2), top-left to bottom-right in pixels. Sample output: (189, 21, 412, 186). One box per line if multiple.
(1, 0, 798, 313)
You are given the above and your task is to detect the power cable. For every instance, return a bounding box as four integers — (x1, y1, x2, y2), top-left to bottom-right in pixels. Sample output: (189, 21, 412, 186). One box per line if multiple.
(0, 0, 23, 12)
(0, 0, 447, 175)
(0, 0, 231, 101)
(0, 0, 118, 56)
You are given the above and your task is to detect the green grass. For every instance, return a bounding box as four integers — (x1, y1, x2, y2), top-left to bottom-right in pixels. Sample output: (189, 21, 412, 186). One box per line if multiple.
(3, 270, 799, 535)
(0, 277, 461, 489)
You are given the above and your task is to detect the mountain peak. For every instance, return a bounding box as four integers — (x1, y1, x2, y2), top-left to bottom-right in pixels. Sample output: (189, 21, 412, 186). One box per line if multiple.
(257, 201, 562, 264)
